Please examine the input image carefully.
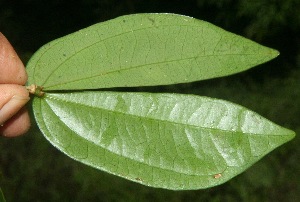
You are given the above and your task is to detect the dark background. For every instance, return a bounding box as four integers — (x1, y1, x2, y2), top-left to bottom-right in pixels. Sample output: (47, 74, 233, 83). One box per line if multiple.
(0, 0, 299, 201)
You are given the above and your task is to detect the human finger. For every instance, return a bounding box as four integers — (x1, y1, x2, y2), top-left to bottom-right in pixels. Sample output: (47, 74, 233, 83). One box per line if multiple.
(0, 84, 30, 137)
(0, 107, 30, 137)
(0, 32, 27, 85)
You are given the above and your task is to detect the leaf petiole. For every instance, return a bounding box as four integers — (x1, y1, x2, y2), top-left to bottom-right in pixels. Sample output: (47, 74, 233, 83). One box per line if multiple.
(26, 84, 45, 97)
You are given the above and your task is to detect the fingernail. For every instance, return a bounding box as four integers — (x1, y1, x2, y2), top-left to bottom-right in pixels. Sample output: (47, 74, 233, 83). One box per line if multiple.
(0, 95, 30, 126)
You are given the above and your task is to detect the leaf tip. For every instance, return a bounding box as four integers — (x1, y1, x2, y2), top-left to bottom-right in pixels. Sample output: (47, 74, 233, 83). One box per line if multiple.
(280, 127, 296, 143)
(272, 48, 280, 58)
(289, 130, 296, 139)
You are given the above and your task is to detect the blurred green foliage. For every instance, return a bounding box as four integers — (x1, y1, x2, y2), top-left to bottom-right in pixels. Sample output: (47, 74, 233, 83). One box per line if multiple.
(0, 0, 299, 201)
(198, 0, 300, 38)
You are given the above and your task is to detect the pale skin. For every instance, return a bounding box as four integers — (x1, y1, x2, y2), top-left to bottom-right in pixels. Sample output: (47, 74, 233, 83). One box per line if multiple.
(0, 32, 31, 137)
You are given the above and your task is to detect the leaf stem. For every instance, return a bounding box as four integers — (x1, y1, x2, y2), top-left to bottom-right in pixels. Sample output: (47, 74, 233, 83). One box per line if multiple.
(26, 84, 45, 97)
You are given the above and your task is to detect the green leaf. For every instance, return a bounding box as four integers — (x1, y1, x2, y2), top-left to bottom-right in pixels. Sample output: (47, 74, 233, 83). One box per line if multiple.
(26, 13, 278, 90)
(32, 92, 295, 190)
(0, 188, 6, 202)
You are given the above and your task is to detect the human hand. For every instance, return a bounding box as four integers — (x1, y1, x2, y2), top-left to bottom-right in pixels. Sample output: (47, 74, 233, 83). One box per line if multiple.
(0, 32, 30, 137)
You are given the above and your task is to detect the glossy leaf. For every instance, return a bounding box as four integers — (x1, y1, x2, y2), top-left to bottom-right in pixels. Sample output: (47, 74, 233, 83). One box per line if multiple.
(32, 91, 295, 190)
(26, 13, 278, 90)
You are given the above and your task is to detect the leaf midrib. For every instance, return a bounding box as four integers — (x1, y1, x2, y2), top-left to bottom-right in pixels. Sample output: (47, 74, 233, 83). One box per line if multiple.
(44, 52, 270, 90)
(45, 94, 279, 137)
(41, 97, 234, 178)
(40, 95, 286, 179)
(36, 23, 208, 86)
(34, 21, 272, 89)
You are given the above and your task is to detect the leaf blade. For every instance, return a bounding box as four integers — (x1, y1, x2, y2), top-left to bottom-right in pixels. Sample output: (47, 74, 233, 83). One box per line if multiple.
(33, 91, 295, 189)
(27, 14, 279, 90)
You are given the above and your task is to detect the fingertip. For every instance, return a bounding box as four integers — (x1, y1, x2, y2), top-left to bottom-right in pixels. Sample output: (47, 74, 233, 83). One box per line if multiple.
(0, 108, 31, 137)
(0, 32, 28, 85)
(0, 84, 30, 137)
